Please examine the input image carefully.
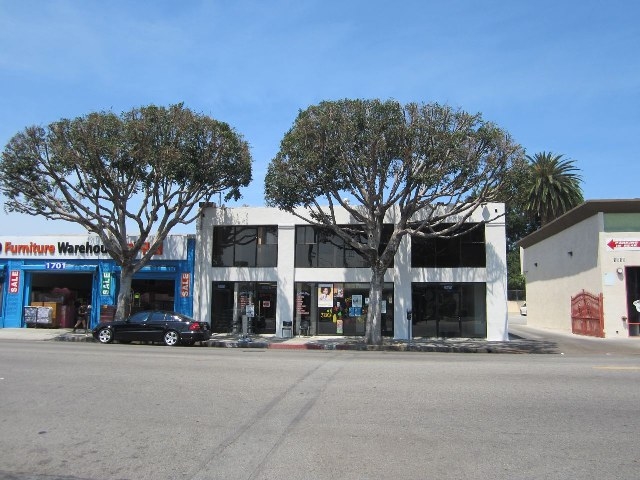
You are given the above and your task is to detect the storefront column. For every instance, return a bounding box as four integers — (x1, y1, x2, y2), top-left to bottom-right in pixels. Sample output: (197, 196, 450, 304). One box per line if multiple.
(485, 219, 508, 341)
(3, 261, 25, 328)
(394, 235, 412, 340)
(276, 225, 295, 337)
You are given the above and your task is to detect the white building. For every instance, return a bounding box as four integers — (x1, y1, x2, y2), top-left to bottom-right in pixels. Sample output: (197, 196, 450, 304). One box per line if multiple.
(194, 204, 508, 340)
(519, 199, 640, 338)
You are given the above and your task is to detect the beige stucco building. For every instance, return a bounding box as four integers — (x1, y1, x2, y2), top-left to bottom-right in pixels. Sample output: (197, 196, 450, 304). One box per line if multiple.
(519, 199, 640, 338)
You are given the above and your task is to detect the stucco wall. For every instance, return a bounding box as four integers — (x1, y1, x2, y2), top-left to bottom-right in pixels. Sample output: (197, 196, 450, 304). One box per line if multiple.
(521, 214, 601, 332)
(599, 231, 640, 336)
(194, 204, 507, 339)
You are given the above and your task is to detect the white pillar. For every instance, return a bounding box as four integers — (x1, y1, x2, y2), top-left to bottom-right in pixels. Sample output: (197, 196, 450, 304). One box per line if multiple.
(485, 218, 508, 341)
(394, 234, 412, 339)
(276, 225, 295, 337)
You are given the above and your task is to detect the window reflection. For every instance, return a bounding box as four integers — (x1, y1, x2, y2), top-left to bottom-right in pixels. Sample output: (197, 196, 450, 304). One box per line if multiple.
(212, 226, 278, 267)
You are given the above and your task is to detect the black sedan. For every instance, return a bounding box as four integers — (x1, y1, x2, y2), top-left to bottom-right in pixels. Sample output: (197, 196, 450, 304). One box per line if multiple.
(92, 310, 211, 346)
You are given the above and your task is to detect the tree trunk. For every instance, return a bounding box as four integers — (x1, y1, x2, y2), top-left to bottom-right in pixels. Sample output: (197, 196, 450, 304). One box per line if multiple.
(364, 268, 385, 345)
(115, 266, 134, 321)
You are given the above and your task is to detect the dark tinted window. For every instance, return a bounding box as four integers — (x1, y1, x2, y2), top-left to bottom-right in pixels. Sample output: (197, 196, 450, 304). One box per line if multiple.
(234, 227, 257, 266)
(212, 226, 234, 266)
(295, 226, 392, 268)
(256, 226, 278, 267)
(212, 226, 278, 267)
(411, 224, 486, 268)
(149, 311, 168, 322)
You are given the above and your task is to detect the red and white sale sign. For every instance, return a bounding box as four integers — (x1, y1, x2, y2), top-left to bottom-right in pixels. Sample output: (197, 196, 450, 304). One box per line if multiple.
(180, 273, 190, 298)
(9, 270, 20, 294)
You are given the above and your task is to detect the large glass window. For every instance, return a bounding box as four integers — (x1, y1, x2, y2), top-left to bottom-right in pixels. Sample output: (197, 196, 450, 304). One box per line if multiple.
(411, 224, 486, 268)
(411, 283, 486, 338)
(295, 282, 394, 336)
(212, 226, 278, 267)
(210, 281, 277, 334)
(295, 226, 392, 268)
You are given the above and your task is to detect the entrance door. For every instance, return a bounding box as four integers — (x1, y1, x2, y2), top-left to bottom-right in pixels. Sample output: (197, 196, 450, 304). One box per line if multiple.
(211, 283, 234, 333)
(412, 283, 486, 338)
(210, 282, 277, 334)
(412, 285, 461, 338)
(625, 267, 640, 336)
(130, 279, 175, 313)
(29, 272, 94, 328)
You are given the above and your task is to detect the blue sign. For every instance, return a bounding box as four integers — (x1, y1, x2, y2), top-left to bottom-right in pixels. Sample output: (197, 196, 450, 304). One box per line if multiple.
(45, 262, 66, 270)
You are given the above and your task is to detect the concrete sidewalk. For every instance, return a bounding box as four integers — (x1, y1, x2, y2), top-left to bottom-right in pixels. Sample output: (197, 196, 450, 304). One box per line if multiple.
(0, 327, 561, 353)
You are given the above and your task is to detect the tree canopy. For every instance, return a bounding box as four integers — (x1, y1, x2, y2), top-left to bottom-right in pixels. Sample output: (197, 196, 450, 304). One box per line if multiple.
(265, 99, 523, 344)
(0, 103, 252, 319)
(525, 151, 583, 226)
(496, 151, 584, 294)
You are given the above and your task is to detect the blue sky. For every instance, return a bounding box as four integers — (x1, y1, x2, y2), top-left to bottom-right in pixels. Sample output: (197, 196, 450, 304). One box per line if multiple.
(1, 0, 638, 235)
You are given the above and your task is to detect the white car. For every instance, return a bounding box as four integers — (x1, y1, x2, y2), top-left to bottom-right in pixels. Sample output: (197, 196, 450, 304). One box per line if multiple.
(519, 302, 527, 316)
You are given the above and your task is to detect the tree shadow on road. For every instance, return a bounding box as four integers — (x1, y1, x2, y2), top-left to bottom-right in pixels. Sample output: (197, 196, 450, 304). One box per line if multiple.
(507, 333, 560, 354)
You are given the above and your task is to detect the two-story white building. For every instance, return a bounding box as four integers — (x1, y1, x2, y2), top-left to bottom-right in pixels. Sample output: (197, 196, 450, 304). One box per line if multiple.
(193, 204, 508, 340)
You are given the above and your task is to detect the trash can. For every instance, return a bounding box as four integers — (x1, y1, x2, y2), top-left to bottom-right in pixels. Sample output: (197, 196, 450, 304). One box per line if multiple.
(281, 320, 293, 338)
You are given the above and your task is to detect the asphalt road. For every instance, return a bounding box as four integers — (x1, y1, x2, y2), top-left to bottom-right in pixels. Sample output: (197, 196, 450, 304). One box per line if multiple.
(1, 340, 639, 480)
(508, 313, 640, 356)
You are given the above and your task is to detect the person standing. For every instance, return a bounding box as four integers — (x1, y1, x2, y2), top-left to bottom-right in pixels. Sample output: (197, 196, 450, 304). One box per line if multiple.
(73, 302, 88, 333)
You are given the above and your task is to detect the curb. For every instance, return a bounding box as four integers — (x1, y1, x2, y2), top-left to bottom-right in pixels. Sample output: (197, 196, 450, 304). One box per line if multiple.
(51, 333, 557, 354)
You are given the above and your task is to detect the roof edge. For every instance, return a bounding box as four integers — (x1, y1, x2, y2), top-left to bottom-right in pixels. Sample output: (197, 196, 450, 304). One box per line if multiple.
(517, 199, 640, 249)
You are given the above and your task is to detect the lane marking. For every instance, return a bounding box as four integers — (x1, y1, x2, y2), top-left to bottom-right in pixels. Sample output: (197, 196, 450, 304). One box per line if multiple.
(593, 366, 640, 371)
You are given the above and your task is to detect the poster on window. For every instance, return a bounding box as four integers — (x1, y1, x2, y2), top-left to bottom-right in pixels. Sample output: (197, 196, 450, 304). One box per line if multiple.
(352, 294, 363, 308)
(318, 284, 334, 307)
(333, 283, 344, 298)
(296, 291, 310, 315)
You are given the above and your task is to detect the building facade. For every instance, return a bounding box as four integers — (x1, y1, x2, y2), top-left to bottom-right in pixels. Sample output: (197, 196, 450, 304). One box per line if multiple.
(0, 235, 195, 329)
(194, 204, 508, 340)
(519, 199, 640, 337)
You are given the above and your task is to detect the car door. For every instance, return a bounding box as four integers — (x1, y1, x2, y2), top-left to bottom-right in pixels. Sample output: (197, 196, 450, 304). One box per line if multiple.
(146, 311, 169, 342)
(118, 311, 151, 342)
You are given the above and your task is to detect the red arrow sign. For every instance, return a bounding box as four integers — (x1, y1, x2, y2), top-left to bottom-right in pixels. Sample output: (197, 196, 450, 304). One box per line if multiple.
(607, 239, 640, 250)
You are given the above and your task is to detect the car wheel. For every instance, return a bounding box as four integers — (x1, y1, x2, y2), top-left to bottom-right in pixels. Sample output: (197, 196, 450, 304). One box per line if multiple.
(163, 330, 180, 346)
(97, 328, 113, 344)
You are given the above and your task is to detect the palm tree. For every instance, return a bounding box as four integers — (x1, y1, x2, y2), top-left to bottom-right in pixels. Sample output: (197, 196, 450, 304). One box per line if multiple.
(526, 152, 583, 226)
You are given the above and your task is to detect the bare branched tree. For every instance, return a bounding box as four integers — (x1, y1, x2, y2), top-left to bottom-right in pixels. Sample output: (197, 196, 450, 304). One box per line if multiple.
(265, 99, 523, 344)
(1, 104, 252, 320)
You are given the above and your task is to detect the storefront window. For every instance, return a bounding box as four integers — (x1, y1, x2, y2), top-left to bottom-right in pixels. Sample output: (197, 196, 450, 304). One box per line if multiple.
(210, 281, 277, 334)
(411, 283, 486, 338)
(295, 282, 394, 336)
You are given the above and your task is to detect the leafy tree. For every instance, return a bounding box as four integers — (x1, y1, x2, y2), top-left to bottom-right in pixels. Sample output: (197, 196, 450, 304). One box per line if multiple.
(0, 104, 252, 320)
(498, 151, 583, 295)
(490, 155, 538, 293)
(265, 99, 523, 344)
(525, 151, 583, 225)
